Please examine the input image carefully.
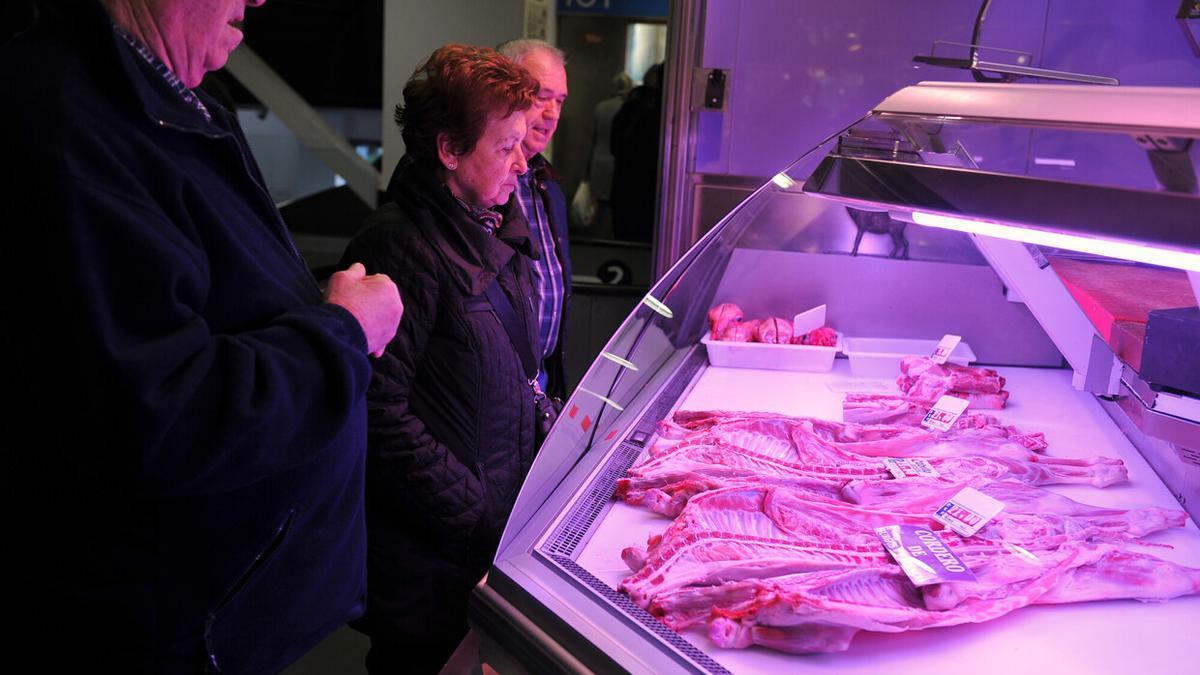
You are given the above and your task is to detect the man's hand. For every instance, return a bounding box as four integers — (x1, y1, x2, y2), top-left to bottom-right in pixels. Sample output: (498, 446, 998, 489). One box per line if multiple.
(324, 263, 403, 357)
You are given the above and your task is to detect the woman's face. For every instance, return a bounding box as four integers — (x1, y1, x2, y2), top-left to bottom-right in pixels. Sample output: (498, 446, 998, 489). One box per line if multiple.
(444, 110, 528, 208)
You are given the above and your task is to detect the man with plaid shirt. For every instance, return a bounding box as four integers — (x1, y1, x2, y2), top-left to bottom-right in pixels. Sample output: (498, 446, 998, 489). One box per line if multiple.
(499, 39, 573, 401)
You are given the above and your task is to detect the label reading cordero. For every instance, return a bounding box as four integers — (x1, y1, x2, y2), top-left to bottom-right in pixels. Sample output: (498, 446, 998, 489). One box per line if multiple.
(877, 524, 977, 587)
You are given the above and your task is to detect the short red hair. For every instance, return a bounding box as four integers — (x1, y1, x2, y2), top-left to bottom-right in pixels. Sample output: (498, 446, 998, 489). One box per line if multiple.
(396, 44, 539, 161)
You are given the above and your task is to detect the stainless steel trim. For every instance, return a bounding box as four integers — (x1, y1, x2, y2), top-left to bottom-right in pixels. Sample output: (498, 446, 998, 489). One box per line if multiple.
(655, 0, 706, 280)
(1116, 380, 1200, 449)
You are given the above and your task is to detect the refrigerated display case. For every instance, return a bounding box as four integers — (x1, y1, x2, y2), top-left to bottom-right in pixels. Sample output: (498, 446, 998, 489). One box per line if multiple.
(469, 82, 1200, 674)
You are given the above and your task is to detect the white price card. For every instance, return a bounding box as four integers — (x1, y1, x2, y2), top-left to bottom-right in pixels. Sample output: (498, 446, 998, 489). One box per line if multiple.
(792, 304, 827, 337)
(934, 486, 1005, 537)
(882, 457, 941, 480)
(930, 334, 962, 364)
(920, 394, 970, 432)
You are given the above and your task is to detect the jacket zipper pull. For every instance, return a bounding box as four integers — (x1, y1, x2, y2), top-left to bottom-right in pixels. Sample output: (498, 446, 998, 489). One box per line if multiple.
(204, 613, 222, 672)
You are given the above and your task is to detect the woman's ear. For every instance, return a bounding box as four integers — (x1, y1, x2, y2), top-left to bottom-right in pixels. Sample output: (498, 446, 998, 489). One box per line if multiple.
(436, 132, 459, 171)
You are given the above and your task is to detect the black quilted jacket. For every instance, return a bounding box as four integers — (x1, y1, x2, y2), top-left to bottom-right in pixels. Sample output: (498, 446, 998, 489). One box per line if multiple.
(339, 156, 539, 643)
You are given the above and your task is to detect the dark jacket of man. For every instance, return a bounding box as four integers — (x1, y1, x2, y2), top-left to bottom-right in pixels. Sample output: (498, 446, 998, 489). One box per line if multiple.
(338, 156, 539, 656)
(527, 157, 573, 400)
(2, 4, 372, 673)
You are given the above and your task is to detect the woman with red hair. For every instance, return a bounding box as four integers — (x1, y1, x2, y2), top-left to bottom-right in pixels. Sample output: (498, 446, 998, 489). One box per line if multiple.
(338, 44, 540, 673)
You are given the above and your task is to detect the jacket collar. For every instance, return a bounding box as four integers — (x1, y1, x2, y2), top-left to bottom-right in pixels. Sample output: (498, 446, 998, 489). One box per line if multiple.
(526, 153, 561, 182)
(387, 156, 535, 296)
(80, 0, 224, 134)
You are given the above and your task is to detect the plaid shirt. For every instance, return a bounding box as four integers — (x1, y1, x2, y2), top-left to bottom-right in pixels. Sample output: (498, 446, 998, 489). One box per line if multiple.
(514, 156, 564, 383)
(111, 22, 212, 123)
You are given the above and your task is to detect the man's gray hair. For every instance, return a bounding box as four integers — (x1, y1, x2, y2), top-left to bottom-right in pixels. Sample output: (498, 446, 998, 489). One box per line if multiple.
(497, 39, 566, 66)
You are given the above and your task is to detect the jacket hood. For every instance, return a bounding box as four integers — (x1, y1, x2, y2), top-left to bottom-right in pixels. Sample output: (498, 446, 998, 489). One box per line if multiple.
(385, 155, 535, 296)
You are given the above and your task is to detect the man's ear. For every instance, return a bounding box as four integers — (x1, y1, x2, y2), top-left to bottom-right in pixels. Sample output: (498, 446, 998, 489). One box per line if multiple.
(436, 132, 459, 170)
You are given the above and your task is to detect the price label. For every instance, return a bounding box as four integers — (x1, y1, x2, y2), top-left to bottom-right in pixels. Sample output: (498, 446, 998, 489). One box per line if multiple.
(882, 457, 941, 480)
(920, 395, 970, 432)
(930, 334, 962, 364)
(792, 304, 827, 337)
(933, 486, 1004, 537)
(876, 524, 977, 587)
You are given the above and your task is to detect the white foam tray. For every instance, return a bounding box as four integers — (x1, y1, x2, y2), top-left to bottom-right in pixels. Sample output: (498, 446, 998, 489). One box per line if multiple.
(842, 336, 977, 378)
(701, 333, 841, 372)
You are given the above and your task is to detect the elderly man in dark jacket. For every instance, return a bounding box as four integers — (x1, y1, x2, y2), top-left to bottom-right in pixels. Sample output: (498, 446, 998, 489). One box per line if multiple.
(2, 1, 402, 673)
(498, 39, 573, 402)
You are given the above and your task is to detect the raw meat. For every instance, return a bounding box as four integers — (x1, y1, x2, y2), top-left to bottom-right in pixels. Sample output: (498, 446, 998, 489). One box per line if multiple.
(620, 413, 1124, 515)
(697, 540, 1200, 653)
(843, 477, 1186, 539)
(796, 325, 838, 347)
(624, 485, 1200, 653)
(620, 486, 910, 606)
(844, 393, 990, 426)
(719, 319, 758, 342)
(658, 410, 1054, 458)
(707, 302, 744, 339)
(897, 356, 1010, 408)
(924, 546, 1200, 611)
(900, 356, 1006, 393)
(754, 317, 794, 344)
(841, 395, 1047, 449)
(843, 393, 944, 426)
(660, 409, 1047, 451)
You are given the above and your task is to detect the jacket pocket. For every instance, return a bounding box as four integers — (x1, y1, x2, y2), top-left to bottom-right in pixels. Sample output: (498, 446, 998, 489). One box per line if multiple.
(203, 507, 297, 673)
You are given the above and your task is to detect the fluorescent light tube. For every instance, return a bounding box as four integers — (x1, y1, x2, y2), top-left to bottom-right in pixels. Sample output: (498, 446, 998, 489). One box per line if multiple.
(911, 211, 1200, 272)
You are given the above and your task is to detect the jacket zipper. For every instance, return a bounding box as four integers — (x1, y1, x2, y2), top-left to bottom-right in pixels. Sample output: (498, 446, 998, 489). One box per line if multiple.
(152, 117, 321, 294)
(203, 507, 297, 672)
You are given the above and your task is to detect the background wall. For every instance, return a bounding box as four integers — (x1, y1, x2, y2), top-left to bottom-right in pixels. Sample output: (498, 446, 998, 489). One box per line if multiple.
(381, 0, 527, 186)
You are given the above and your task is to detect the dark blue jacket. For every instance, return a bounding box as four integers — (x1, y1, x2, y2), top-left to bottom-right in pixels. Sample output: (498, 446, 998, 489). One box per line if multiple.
(1, 4, 373, 673)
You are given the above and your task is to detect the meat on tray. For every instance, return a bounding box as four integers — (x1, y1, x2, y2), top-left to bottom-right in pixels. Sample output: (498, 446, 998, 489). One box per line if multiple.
(844, 477, 1186, 536)
(897, 356, 1010, 408)
(700, 544, 1200, 654)
(795, 325, 837, 347)
(844, 393, 990, 426)
(618, 415, 1127, 517)
(718, 319, 757, 342)
(612, 395, 1198, 655)
(707, 303, 744, 339)
(754, 317, 793, 344)
(619, 484, 1198, 654)
(705, 302, 836, 346)
(659, 409, 1049, 454)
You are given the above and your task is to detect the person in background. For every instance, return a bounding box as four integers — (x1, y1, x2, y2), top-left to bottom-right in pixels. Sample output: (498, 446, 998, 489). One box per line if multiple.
(338, 44, 540, 675)
(610, 61, 664, 243)
(498, 38, 573, 405)
(2, 1, 404, 673)
(581, 71, 634, 234)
